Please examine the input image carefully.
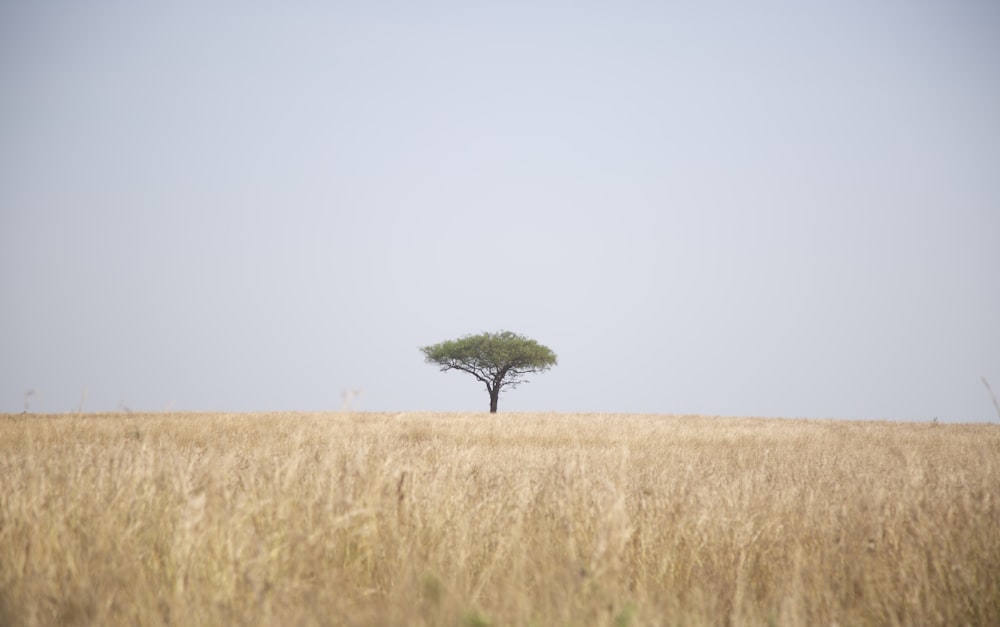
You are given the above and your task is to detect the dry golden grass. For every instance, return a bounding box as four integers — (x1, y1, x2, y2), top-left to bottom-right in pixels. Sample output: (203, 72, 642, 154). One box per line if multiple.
(1, 412, 998, 626)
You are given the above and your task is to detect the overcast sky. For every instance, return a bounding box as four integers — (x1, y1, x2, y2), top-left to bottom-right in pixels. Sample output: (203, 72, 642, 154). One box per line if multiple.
(2, 1, 998, 420)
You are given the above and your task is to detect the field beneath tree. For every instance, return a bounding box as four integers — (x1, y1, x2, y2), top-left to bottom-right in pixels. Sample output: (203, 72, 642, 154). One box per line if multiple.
(2, 412, 998, 626)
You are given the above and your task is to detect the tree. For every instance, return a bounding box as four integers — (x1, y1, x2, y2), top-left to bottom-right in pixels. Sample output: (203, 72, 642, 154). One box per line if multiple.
(420, 331, 557, 413)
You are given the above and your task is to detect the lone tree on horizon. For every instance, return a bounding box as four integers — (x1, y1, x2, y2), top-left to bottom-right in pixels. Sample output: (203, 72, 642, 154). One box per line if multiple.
(420, 331, 557, 413)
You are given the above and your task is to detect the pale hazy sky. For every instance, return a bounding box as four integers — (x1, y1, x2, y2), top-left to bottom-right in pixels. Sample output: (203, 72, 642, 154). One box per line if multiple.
(2, 1, 998, 420)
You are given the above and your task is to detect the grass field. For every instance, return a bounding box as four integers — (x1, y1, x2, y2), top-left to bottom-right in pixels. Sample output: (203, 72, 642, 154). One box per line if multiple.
(1, 412, 998, 626)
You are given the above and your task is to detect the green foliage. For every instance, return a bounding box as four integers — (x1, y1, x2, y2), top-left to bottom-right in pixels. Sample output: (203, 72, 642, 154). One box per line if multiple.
(614, 603, 636, 627)
(420, 331, 557, 412)
(462, 609, 493, 627)
(421, 331, 557, 377)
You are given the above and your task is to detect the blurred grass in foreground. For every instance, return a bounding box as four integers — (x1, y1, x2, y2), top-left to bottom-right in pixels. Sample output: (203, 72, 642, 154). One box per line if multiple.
(1, 412, 998, 626)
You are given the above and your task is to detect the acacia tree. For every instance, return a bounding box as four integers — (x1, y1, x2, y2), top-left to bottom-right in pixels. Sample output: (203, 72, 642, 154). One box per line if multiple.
(420, 331, 557, 413)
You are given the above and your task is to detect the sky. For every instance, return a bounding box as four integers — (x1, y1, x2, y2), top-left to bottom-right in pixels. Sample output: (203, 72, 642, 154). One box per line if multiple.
(1, 1, 998, 421)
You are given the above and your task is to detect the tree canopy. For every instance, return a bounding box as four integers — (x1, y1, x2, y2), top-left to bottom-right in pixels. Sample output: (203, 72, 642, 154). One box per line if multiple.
(420, 331, 557, 413)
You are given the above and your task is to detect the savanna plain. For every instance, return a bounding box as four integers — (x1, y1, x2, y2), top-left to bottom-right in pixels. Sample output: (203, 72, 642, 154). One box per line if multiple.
(1, 412, 998, 626)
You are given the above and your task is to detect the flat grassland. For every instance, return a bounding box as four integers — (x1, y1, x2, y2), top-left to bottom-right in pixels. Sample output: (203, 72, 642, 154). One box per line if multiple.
(1, 412, 998, 626)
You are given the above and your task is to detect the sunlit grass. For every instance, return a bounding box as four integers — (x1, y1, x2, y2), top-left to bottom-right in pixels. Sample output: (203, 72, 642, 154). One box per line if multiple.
(2, 412, 998, 625)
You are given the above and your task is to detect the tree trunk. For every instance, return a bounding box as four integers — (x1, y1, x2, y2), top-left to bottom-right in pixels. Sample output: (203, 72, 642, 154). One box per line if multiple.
(489, 388, 499, 413)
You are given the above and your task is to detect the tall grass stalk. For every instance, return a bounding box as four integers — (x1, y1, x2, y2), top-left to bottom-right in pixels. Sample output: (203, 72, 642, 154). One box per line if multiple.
(983, 377, 1000, 421)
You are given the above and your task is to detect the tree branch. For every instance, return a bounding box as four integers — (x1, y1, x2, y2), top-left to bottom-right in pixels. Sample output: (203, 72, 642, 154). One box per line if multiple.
(440, 361, 491, 385)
